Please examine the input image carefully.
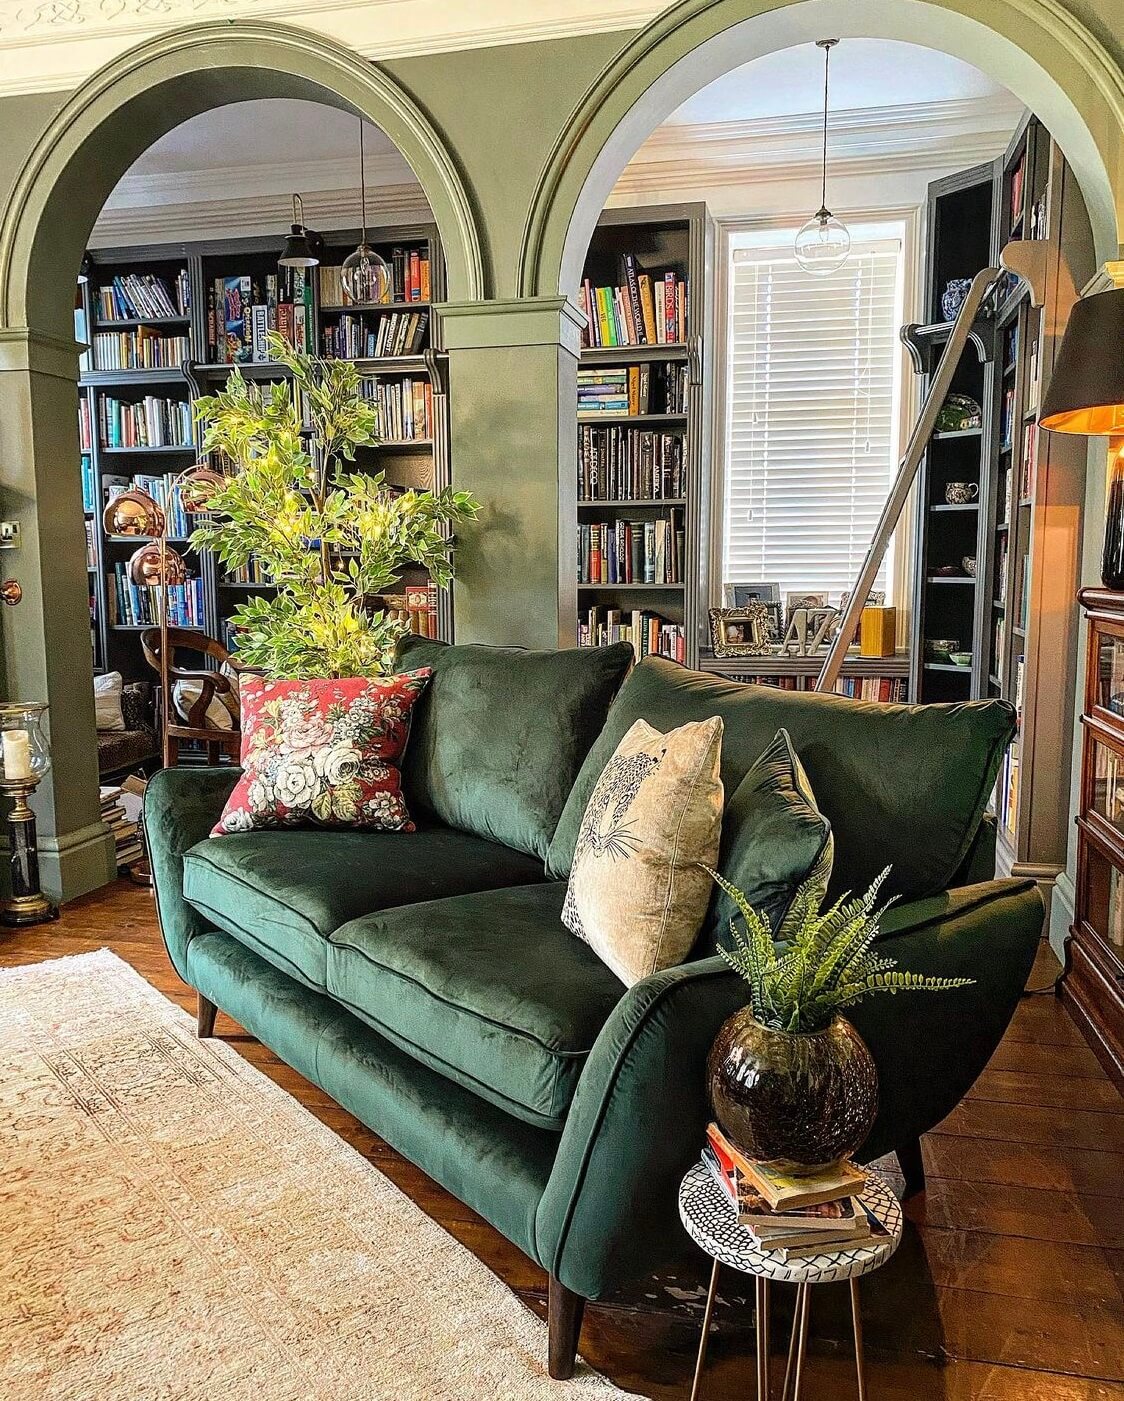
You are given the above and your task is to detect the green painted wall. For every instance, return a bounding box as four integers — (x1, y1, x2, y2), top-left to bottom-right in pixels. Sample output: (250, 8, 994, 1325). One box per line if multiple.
(0, 4, 1120, 900)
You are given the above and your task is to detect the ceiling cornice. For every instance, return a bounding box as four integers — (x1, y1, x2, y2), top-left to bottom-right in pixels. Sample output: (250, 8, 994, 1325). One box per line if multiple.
(0, 0, 662, 98)
(89, 91, 1020, 244)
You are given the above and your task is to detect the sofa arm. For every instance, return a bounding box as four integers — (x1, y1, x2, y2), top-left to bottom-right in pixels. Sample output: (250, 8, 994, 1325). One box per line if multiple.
(535, 878, 1043, 1300)
(144, 766, 239, 982)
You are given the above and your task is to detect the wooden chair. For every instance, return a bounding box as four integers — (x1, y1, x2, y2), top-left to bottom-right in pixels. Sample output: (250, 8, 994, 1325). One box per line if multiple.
(140, 628, 242, 766)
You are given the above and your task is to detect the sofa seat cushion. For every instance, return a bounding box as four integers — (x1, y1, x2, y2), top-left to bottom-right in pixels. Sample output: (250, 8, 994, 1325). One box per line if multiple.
(326, 883, 625, 1131)
(181, 826, 546, 991)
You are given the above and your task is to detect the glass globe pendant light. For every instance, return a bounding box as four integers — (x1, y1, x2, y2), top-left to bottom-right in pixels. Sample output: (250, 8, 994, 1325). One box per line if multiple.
(341, 120, 391, 306)
(794, 39, 851, 277)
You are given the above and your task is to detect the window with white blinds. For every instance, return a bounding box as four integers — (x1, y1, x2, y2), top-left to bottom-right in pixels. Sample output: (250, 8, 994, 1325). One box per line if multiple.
(722, 229, 906, 600)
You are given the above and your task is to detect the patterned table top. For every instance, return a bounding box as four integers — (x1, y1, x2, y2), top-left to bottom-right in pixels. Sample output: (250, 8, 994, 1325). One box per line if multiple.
(678, 1160, 903, 1285)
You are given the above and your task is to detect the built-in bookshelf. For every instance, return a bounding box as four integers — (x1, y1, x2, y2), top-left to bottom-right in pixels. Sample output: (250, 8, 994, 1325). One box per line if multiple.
(573, 203, 712, 666)
(78, 224, 450, 681)
(906, 117, 1094, 886)
(903, 161, 997, 706)
(980, 117, 1095, 883)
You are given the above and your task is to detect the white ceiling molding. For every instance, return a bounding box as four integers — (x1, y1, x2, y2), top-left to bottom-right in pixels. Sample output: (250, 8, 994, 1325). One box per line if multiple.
(0, 0, 662, 97)
(89, 182, 431, 245)
(614, 94, 1025, 193)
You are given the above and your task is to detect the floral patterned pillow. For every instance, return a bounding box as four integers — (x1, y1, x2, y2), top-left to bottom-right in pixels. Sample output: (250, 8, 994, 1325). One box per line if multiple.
(211, 671, 431, 836)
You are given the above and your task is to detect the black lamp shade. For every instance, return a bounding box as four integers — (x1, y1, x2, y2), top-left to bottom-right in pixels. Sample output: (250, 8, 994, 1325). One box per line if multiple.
(279, 224, 319, 268)
(1039, 286, 1124, 435)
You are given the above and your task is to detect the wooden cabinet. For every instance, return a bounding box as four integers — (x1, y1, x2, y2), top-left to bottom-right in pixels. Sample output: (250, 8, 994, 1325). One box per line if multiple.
(1065, 587, 1124, 1089)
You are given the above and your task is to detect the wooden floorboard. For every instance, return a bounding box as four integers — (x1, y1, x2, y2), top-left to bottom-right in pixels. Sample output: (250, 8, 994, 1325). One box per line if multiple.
(3, 881, 1124, 1399)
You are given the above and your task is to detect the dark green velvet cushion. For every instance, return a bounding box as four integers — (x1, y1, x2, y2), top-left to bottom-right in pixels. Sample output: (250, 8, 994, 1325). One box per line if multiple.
(699, 728, 833, 957)
(181, 824, 545, 991)
(396, 636, 633, 861)
(326, 882, 625, 1131)
(548, 657, 1015, 903)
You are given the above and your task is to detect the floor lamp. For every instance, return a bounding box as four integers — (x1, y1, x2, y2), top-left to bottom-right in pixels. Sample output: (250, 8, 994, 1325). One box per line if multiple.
(101, 466, 224, 766)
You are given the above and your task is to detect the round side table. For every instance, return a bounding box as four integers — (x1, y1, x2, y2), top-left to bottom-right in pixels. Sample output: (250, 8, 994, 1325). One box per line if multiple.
(678, 1161, 902, 1400)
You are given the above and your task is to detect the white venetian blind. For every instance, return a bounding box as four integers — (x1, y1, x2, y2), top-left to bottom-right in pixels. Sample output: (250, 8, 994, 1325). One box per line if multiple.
(722, 232, 905, 599)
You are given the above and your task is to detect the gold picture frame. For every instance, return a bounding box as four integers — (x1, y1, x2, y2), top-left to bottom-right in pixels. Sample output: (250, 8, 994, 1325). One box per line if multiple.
(709, 603, 772, 657)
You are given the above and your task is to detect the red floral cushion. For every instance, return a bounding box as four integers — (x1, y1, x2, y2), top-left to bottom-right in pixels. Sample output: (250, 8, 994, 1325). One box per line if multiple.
(211, 671, 431, 836)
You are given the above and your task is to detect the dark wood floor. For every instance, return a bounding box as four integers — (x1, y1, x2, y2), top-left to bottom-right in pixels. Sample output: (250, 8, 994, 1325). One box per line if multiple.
(4, 882, 1124, 1399)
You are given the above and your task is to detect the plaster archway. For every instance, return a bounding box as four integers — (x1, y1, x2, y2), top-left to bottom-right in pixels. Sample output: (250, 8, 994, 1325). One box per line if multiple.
(0, 21, 485, 901)
(520, 0, 1123, 298)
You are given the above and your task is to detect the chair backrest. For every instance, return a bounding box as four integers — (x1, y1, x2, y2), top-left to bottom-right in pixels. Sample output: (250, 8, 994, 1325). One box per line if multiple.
(140, 627, 240, 735)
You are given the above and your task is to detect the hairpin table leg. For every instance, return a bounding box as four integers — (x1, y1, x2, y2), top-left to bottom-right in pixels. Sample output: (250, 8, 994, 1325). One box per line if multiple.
(755, 1277, 770, 1400)
(689, 1258, 721, 1401)
(781, 1283, 810, 1401)
(851, 1278, 867, 1401)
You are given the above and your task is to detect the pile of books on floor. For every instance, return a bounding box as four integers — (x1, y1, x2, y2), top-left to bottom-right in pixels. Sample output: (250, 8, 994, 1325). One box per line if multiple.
(100, 778, 146, 872)
(705, 1124, 884, 1261)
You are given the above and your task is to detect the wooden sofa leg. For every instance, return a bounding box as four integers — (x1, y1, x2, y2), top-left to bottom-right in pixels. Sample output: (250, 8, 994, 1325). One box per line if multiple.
(547, 1275, 586, 1380)
(898, 1136, 926, 1198)
(196, 993, 218, 1039)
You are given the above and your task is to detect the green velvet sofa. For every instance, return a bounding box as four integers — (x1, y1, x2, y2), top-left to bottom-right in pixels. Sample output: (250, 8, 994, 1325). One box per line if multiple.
(145, 641, 1044, 1379)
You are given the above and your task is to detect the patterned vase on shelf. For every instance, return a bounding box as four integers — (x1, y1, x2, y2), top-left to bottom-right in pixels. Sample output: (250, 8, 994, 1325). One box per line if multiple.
(941, 278, 973, 322)
(707, 1010, 879, 1175)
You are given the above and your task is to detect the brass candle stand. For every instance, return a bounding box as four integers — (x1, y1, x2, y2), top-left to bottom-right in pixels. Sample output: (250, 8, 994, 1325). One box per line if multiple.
(0, 774, 57, 926)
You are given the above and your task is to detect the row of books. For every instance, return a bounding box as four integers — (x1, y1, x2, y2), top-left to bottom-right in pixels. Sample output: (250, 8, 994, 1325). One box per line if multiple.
(383, 585, 440, 639)
(80, 453, 97, 512)
(79, 399, 93, 454)
(1020, 422, 1038, 500)
(577, 361, 690, 417)
(996, 726, 1021, 835)
(704, 1124, 880, 1261)
(107, 564, 206, 628)
(84, 519, 97, 569)
(578, 426, 686, 502)
(580, 257, 689, 348)
(321, 310, 429, 360)
(578, 514, 684, 586)
(829, 676, 907, 702)
(100, 780, 145, 871)
(360, 376, 433, 442)
(318, 250, 430, 306)
(207, 271, 314, 364)
(999, 384, 1016, 452)
(99, 395, 193, 450)
(1009, 155, 1027, 226)
(95, 272, 189, 323)
(92, 326, 189, 372)
(578, 605, 686, 663)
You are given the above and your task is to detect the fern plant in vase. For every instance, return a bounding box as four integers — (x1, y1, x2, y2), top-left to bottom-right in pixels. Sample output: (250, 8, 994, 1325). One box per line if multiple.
(705, 866, 973, 1174)
(188, 332, 479, 679)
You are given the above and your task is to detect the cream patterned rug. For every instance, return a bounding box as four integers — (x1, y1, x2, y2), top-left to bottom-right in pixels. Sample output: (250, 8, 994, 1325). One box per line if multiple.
(0, 950, 633, 1400)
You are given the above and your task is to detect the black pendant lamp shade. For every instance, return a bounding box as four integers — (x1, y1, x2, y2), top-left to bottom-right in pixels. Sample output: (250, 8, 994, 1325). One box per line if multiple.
(1039, 286, 1124, 435)
(279, 193, 321, 269)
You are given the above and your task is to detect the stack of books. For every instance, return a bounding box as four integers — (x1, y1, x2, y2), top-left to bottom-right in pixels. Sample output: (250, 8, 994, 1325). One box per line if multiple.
(207, 269, 314, 364)
(704, 1124, 881, 1261)
(100, 780, 145, 870)
(578, 605, 685, 663)
(578, 362, 689, 416)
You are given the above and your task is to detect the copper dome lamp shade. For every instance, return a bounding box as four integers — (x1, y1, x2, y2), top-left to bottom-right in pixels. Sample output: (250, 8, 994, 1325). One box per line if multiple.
(1039, 287, 1124, 589)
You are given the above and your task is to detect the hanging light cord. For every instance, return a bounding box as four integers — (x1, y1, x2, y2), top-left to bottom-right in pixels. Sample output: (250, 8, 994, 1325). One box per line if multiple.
(819, 40, 835, 216)
(358, 118, 368, 244)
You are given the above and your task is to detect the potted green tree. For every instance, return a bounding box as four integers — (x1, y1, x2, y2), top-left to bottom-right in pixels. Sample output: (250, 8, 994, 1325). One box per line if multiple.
(706, 867, 973, 1173)
(188, 332, 478, 678)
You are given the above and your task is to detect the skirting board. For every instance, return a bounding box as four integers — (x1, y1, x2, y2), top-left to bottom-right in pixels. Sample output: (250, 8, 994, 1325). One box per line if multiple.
(0, 818, 116, 903)
(1048, 870, 1076, 965)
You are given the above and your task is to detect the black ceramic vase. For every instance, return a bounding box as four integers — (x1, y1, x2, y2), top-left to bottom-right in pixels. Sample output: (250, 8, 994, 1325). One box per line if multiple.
(707, 1010, 879, 1174)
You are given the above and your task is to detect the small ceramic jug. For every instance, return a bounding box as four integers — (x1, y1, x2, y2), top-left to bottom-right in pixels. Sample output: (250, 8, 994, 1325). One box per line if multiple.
(945, 482, 979, 505)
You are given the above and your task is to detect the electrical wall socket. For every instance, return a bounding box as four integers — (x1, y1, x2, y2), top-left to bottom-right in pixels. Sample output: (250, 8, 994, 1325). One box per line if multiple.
(0, 522, 20, 548)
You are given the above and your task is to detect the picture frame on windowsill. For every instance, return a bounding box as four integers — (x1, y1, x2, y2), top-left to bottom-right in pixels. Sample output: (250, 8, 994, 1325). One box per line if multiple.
(709, 603, 773, 657)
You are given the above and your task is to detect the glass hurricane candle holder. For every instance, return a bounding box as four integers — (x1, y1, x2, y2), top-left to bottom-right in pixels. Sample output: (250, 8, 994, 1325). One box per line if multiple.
(0, 702, 57, 925)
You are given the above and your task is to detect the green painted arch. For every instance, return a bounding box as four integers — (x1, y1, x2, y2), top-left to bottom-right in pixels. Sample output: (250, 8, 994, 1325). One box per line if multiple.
(520, 0, 1124, 298)
(0, 20, 486, 336)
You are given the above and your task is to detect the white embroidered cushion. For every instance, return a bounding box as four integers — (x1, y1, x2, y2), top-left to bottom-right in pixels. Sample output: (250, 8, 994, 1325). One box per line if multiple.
(562, 715, 724, 986)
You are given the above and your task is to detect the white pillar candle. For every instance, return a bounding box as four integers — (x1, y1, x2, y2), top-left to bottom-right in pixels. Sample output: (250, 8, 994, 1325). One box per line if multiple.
(3, 729, 32, 781)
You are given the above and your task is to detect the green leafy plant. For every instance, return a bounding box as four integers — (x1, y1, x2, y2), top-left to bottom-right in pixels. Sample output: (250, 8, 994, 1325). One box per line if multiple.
(706, 866, 973, 1034)
(189, 332, 479, 678)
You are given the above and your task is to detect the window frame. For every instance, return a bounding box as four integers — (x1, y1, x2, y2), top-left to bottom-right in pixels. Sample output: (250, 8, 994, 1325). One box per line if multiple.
(709, 207, 922, 635)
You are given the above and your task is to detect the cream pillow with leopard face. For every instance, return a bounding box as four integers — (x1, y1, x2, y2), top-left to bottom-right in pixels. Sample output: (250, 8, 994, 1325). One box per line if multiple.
(562, 715, 724, 985)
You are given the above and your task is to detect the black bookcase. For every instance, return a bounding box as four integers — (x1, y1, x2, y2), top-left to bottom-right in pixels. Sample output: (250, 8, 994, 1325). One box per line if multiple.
(78, 222, 450, 682)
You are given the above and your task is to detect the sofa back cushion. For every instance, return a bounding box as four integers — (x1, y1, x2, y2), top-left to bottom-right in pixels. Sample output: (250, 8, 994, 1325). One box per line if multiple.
(397, 636, 634, 861)
(547, 657, 1015, 903)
